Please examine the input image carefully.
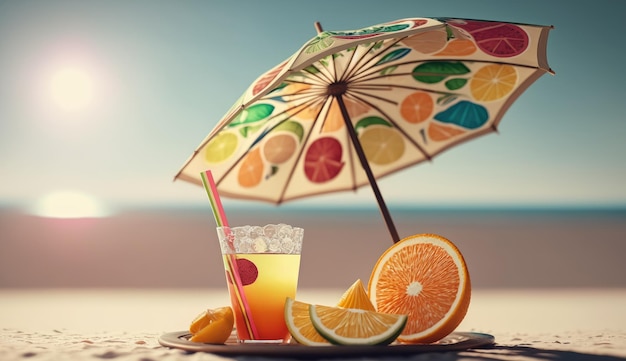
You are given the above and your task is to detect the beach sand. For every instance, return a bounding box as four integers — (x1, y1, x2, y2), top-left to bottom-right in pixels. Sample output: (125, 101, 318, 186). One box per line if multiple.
(1, 288, 625, 360)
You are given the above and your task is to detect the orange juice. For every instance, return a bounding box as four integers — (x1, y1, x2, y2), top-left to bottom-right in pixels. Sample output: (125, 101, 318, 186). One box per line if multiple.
(223, 253, 301, 341)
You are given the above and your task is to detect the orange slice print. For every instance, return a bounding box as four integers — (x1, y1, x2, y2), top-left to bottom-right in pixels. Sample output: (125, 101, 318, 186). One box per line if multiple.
(427, 122, 466, 142)
(400, 92, 434, 124)
(434, 39, 477, 56)
(237, 148, 264, 187)
(470, 64, 518, 101)
(263, 133, 297, 164)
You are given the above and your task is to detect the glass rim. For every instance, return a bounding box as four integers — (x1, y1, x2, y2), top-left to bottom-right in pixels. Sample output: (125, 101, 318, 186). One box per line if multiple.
(216, 224, 303, 231)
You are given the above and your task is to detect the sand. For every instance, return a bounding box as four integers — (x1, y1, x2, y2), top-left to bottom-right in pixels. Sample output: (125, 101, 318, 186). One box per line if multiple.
(1, 288, 625, 360)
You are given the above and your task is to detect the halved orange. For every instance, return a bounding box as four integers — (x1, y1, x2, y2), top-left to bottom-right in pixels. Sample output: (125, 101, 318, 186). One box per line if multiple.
(368, 234, 471, 344)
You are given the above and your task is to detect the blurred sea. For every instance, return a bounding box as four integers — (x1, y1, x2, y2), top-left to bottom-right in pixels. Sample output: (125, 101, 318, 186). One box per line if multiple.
(1, 205, 625, 289)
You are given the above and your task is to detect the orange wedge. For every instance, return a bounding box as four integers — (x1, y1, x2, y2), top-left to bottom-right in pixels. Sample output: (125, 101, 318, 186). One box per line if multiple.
(189, 307, 234, 344)
(368, 234, 471, 343)
(309, 304, 407, 345)
(284, 297, 331, 346)
(336, 279, 376, 311)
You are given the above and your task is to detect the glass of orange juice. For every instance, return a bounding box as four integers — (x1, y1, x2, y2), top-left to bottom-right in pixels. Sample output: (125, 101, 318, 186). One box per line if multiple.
(217, 224, 303, 343)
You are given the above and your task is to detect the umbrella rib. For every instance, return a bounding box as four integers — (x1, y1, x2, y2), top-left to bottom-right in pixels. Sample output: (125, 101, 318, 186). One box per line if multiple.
(339, 36, 408, 84)
(344, 91, 432, 161)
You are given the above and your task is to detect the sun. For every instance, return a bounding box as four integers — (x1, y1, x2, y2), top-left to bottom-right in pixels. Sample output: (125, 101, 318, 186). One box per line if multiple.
(32, 191, 109, 218)
(47, 65, 95, 111)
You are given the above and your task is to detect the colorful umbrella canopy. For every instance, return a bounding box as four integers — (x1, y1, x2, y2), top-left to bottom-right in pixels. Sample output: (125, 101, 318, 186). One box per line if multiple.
(175, 17, 553, 243)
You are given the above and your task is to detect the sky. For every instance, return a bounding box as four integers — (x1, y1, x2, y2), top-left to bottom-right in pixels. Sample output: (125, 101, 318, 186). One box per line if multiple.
(1, 0, 625, 216)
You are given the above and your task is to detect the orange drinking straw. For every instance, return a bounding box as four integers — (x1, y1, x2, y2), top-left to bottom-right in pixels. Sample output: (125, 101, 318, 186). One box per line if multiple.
(200, 170, 259, 340)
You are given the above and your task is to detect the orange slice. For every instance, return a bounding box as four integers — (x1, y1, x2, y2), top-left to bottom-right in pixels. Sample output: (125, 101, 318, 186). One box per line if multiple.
(284, 297, 331, 346)
(189, 307, 234, 344)
(309, 304, 407, 345)
(368, 234, 471, 343)
(336, 279, 376, 311)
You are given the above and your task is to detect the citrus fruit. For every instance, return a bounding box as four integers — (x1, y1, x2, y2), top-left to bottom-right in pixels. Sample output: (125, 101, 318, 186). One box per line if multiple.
(368, 233, 471, 344)
(336, 279, 376, 311)
(204, 132, 238, 164)
(359, 126, 405, 165)
(470, 64, 517, 101)
(284, 297, 331, 346)
(304, 137, 344, 183)
(263, 134, 297, 164)
(309, 304, 407, 345)
(237, 148, 264, 187)
(400, 92, 434, 124)
(189, 307, 234, 344)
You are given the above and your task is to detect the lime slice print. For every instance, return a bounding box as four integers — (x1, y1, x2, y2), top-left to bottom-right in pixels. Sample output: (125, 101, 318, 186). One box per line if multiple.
(274, 120, 305, 141)
(359, 127, 405, 165)
(204, 132, 238, 164)
(304, 137, 344, 183)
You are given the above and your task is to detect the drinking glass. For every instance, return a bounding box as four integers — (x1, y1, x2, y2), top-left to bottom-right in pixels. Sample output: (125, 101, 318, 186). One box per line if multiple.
(217, 224, 303, 343)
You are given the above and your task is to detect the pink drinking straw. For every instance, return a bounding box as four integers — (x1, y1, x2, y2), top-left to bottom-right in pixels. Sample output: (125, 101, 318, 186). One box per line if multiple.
(200, 170, 259, 340)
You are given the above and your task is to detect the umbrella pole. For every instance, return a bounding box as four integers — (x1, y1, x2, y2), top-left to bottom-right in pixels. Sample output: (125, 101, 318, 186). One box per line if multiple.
(335, 94, 401, 244)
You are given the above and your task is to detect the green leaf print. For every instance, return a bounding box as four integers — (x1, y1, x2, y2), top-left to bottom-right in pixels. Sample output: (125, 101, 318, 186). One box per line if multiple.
(445, 78, 468, 90)
(412, 62, 471, 84)
(375, 48, 411, 66)
(229, 104, 275, 127)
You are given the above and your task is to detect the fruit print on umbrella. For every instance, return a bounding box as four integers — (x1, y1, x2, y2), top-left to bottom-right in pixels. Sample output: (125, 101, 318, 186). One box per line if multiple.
(175, 17, 552, 215)
(446, 19, 530, 57)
